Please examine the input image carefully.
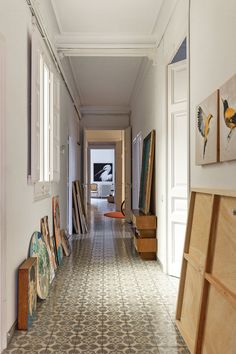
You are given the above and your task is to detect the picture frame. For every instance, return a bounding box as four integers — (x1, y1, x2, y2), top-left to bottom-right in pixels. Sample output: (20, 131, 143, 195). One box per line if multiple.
(219, 74, 236, 162)
(138, 130, 155, 215)
(195, 90, 219, 165)
(41, 216, 56, 282)
(52, 196, 63, 265)
(29, 231, 50, 300)
(93, 163, 113, 182)
(18, 257, 37, 330)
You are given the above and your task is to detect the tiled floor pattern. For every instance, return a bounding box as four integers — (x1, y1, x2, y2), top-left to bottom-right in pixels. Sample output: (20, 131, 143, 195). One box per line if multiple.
(4, 199, 190, 354)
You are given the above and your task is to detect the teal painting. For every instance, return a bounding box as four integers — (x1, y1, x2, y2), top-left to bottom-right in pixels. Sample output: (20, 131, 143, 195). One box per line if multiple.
(29, 231, 50, 299)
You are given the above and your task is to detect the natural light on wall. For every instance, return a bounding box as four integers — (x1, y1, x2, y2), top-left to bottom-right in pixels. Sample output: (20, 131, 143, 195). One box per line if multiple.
(30, 25, 60, 199)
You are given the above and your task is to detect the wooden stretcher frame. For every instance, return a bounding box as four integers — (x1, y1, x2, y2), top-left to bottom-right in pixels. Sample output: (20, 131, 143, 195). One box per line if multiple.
(176, 188, 236, 354)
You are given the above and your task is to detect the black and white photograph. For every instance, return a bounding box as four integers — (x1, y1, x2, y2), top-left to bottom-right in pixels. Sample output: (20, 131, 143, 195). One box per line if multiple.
(93, 163, 113, 182)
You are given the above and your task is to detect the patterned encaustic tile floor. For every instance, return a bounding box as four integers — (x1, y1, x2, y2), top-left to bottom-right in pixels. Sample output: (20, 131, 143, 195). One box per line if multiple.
(3, 199, 190, 354)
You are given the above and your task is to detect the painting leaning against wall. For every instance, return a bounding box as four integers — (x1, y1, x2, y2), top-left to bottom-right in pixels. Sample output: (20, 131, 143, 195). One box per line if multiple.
(139, 130, 155, 215)
(29, 231, 50, 300)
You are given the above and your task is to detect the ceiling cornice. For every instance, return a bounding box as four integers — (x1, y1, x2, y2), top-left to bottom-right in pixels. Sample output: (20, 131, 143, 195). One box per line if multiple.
(80, 106, 131, 116)
(55, 34, 158, 63)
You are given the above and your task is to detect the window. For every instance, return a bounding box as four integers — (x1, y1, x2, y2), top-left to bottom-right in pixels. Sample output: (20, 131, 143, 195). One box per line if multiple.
(30, 26, 60, 198)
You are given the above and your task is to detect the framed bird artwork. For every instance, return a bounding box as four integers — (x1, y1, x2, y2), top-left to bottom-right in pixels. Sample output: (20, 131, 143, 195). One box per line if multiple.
(219, 74, 236, 162)
(195, 90, 219, 165)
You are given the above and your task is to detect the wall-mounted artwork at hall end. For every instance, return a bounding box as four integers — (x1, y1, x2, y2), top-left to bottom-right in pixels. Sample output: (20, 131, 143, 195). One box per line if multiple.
(195, 90, 219, 165)
(18, 257, 37, 330)
(139, 130, 155, 215)
(29, 231, 50, 300)
(93, 163, 113, 182)
(219, 74, 236, 162)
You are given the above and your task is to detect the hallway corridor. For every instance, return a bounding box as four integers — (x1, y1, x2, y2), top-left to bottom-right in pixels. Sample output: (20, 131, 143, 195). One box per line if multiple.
(4, 200, 189, 354)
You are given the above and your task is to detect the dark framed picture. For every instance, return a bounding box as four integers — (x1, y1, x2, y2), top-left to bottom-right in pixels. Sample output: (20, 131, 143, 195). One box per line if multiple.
(93, 163, 113, 182)
(139, 130, 155, 215)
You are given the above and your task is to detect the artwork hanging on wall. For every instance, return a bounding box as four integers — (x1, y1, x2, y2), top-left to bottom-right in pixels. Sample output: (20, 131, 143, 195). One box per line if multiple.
(139, 130, 155, 215)
(18, 257, 37, 330)
(29, 232, 50, 300)
(195, 90, 219, 165)
(219, 74, 236, 162)
(93, 163, 113, 182)
(52, 196, 63, 265)
(41, 216, 56, 282)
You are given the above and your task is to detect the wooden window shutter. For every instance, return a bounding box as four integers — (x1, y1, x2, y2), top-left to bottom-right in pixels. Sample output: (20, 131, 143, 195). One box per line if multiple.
(50, 74, 60, 182)
(30, 27, 42, 183)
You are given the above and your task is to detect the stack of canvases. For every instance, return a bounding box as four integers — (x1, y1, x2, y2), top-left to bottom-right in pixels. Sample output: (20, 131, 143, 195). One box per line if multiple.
(18, 196, 71, 330)
(72, 180, 88, 234)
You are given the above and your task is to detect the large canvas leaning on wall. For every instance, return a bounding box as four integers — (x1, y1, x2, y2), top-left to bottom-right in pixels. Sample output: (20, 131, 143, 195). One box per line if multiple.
(139, 130, 155, 215)
(195, 90, 218, 165)
(219, 74, 236, 162)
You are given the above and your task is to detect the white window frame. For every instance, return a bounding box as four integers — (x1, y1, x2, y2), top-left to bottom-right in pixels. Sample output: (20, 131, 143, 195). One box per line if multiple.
(30, 26, 60, 200)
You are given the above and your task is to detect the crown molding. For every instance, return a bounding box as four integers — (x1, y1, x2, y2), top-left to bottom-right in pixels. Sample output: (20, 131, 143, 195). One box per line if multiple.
(55, 34, 158, 63)
(80, 106, 131, 116)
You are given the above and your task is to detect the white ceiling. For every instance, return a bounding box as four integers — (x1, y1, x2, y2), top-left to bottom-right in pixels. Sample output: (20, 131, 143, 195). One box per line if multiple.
(49, 0, 164, 110)
(70, 57, 142, 107)
(51, 0, 163, 35)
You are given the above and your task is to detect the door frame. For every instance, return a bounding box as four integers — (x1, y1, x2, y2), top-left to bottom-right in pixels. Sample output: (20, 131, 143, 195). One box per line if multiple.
(166, 37, 190, 276)
(87, 144, 116, 202)
(0, 34, 7, 351)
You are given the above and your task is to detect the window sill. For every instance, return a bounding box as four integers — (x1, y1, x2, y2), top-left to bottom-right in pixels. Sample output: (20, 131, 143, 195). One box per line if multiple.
(34, 181, 51, 202)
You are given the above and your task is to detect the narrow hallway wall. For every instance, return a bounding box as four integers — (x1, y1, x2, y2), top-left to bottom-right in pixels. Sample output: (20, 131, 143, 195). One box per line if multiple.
(0, 0, 81, 340)
(190, 0, 236, 189)
(130, 0, 189, 271)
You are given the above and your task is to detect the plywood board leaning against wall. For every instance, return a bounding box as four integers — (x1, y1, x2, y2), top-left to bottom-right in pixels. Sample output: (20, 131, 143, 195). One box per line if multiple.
(176, 188, 236, 354)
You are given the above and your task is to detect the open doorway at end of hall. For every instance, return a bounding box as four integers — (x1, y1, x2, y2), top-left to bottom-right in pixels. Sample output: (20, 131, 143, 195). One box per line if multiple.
(88, 145, 115, 207)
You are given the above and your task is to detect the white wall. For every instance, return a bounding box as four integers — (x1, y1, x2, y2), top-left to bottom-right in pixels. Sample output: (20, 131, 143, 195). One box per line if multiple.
(131, 0, 189, 271)
(82, 114, 130, 130)
(190, 0, 236, 189)
(0, 0, 80, 344)
(90, 149, 115, 184)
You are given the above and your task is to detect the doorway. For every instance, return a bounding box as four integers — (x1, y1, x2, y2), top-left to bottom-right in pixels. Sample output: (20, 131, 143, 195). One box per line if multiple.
(167, 38, 189, 277)
(89, 146, 115, 203)
(83, 129, 131, 219)
(0, 33, 6, 351)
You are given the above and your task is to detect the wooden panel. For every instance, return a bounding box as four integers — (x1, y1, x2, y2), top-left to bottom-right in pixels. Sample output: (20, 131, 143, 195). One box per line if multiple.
(133, 236, 157, 253)
(211, 196, 236, 293)
(178, 263, 203, 352)
(176, 189, 236, 354)
(188, 193, 212, 267)
(18, 258, 37, 330)
(132, 209, 157, 229)
(202, 286, 236, 354)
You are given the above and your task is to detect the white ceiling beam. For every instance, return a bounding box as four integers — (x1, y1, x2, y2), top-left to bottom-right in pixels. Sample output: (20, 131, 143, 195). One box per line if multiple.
(80, 106, 131, 116)
(55, 35, 158, 63)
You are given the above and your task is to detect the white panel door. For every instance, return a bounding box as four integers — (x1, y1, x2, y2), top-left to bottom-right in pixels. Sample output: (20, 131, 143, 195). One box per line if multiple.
(115, 141, 123, 211)
(167, 60, 188, 277)
(0, 34, 6, 352)
(83, 131, 88, 215)
(132, 132, 142, 209)
(124, 127, 131, 221)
